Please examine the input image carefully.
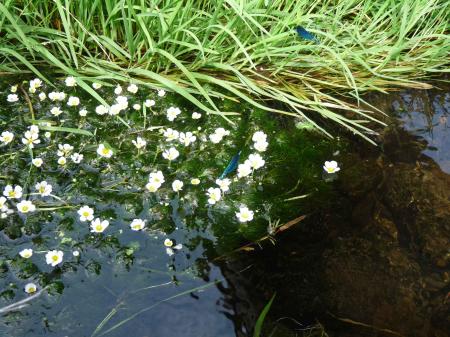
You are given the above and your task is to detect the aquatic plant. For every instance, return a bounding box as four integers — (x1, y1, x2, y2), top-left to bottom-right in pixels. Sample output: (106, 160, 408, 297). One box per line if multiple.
(0, 0, 448, 140)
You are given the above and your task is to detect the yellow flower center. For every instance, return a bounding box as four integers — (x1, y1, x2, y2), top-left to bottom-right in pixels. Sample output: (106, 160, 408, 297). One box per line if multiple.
(96, 224, 103, 231)
(83, 211, 89, 217)
(52, 255, 59, 262)
(9, 191, 15, 197)
(22, 205, 29, 212)
(28, 287, 36, 293)
(102, 148, 109, 155)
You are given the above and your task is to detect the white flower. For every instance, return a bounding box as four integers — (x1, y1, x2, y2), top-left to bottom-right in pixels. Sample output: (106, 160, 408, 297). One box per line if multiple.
(162, 147, 179, 161)
(145, 181, 161, 192)
(116, 95, 128, 109)
(109, 104, 122, 115)
(0, 131, 14, 144)
(130, 219, 146, 231)
(67, 96, 80, 107)
(72, 250, 80, 257)
(237, 162, 252, 178)
(209, 128, 230, 144)
(45, 250, 64, 267)
(71, 153, 83, 163)
(57, 157, 67, 166)
(97, 144, 113, 158)
(114, 85, 122, 95)
(133, 103, 141, 110)
(3, 185, 23, 199)
(191, 112, 202, 119)
(29, 78, 43, 91)
(236, 206, 254, 222)
(57, 143, 74, 157)
(254, 140, 268, 152)
(38, 92, 47, 101)
(157, 89, 166, 97)
(35, 181, 52, 196)
(50, 107, 63, 116)
(149, 170, 165, 185)
(215, 178, 231, 192)
(29, 125, 39, 135)
(65, 76, 77, 87)
(19, 248, 33, 259)
(206, 187, 222, 205)
(10, 85, 18, 93)
(0, 196, 6, 209)
(132, 137, 146, 149)
(252, 131, 267, 143)
(79, 109, 88, 117)
(179, 132, 196, 146)
(248, 153, 265, 170)
(78, 206, 94, 221)
(144, 99, 155, 107)
(90, 218, 109, 233)
(163, 128, 179, 142)
(7, 94, 18, 102)
(44, 132, 51, 139)
(24, 283, 38, 294)
(215, 128, 230, 137)
(164, 239, 182, 256)
(190, 178, 200, 185)
(127, 84, 138, 94)
(92, 82, 102, 90)
(17, 200, 36, 213)
(172, 180, 184, 192)
(166, 107, 181, 121)
(48, 91, 66, 101)
(32, 158, 43, 167)
(95, 105, 109, 115)
(323, 161, 340, 174)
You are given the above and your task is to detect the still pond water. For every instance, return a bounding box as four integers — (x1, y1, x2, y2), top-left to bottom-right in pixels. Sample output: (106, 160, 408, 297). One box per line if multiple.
(0, 78, 448, 337)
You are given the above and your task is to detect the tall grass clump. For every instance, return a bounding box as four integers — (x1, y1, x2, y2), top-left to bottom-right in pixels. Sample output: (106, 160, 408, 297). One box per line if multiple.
(0, 0, 448, 139)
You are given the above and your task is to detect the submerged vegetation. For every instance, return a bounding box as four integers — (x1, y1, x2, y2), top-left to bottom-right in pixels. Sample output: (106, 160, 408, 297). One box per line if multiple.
(0, 0, 449, 139)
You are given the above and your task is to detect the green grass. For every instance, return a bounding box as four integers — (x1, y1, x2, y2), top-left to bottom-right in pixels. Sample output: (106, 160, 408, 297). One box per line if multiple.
(0, 0, 449, 140)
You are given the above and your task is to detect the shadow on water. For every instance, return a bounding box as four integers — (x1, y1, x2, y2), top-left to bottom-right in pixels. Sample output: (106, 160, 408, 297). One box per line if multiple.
(218, 84, 450, 337)
(0, 78, 449, 337)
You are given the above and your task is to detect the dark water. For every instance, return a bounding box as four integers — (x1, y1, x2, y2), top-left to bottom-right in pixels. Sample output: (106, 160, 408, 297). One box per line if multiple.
(0, 78, 448, 337)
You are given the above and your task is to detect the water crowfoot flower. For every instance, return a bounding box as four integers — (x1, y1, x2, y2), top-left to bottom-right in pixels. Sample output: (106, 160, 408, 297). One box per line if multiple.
(50, 107, 63, 116)
(166, 107, 181, 121)
(48, 92, 66, 101)
(78, 206, 94, 221)
(248, 153, 265, 170)
(130, 219, 146, 231)
(0, 131, 14, 144)
(172, 180, 184, 192)
(191, 112, 201, 119)
(24, 283, 37, 294)
(216, 178, 231, 192)
(57, 143, 74, 157)
(236, 206, 254, 223)
(97, 144, 113, 158)
(206, 187, 222, 205)
(209, 128, 230, 144)
(90, 218, 109, 233)
(7, 94, 19, 102)
(179, 132, 196, 146)
(253, 140, 268, 152)
(144, 99, 155, 107)
(132, 137, 147, 149)
(57, 157, 67, 166)
(67, 96, 80, 107)
(65, 76, 77, 87)
(38, 92, 46, 101)
(252, 131, 267, 143)
(190, 178, 200, 185)
(17, 200, 36, 213)
(323, 161, 340, 174)
(32, 158, 43, 167)
(10, 85, 18, 93)
(127, 84, 138, 94)
(19, 249, 33, 258)
(157, 89, 166, 97)
(114, 85, 122, 95)
(45, 250, 64, 267)
(237, 162, 252, 178)
(92, 82, 102, 90)
(29, 78, 43, 93)
(164, 239, 182, 256)
(162, 147, 179, 161)
(3, 185, 23, 199)
(79, 109, 88, 117)
(163, 128, 179, 142)
(133, 103, 141, 110)
(35, 181, 52, 196)
(22, 131, 40, 148)
(71, 153, 83, 163)
(95, 105, 109, 115)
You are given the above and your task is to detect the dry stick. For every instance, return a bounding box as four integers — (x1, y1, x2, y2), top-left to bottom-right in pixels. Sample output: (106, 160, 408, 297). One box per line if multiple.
(20, 84, 35, 121)
(0, 288, 46, 315)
